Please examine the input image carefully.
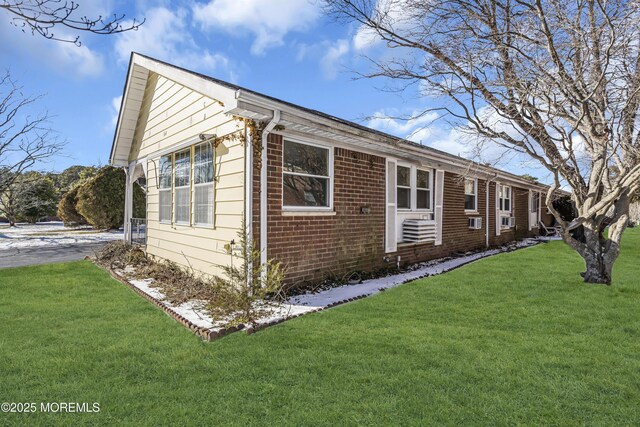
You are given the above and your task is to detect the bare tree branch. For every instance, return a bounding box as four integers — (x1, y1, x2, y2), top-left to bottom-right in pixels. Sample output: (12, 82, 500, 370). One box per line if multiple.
(1, 0, 144, 46)
(0, 71, 65, 195)
(327, 0, 640, 284)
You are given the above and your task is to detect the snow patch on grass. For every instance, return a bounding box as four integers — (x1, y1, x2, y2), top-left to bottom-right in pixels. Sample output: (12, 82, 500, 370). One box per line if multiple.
(126, 238, 541, 333)
(0, 221, 123, 249)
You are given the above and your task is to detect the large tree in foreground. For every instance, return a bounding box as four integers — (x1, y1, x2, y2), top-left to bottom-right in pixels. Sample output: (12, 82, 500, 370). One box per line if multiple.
(327, 0, 640, 285)
(1, 0, 143, 45)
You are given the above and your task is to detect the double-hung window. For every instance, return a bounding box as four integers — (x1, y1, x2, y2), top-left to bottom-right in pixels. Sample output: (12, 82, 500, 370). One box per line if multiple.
(158, 155, 172, 223)
(416, 169, 431, 210)
(499, 185, 511, 212)
(464, 178, 477, 212)
(282, 140, 331, 208)
(193, 143, 214, 226)
(530, 191, 539, 214)
(397, 166, 411, 209)
(173, 150, 191, 224)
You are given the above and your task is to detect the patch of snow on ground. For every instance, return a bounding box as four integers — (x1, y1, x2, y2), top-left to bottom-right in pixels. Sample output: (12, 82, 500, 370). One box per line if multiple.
(126, 238, 542, 333)
(0, 221, 123, 249)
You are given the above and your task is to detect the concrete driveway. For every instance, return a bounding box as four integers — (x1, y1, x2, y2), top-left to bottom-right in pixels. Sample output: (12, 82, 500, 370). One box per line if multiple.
(0, 242, 108, 269)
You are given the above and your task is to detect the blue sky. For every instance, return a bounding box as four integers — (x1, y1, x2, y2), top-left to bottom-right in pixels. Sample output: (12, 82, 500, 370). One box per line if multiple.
(1, 0, 551, 182)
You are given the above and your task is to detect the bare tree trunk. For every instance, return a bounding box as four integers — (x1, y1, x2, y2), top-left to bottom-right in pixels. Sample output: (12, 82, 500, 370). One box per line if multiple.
(563, 218, 625, 286)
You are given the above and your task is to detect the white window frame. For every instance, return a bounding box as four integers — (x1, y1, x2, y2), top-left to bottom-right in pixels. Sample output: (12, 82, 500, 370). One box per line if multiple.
(530, 191, 539, 214)
(281, 138, 334, 212)
(396, 164, 412, 211)
(396, 164, 434, 213)
(158, 154, 172, 224)
(499, 184, 512, 213)
(192, 142, 215, 227)
(498, 184, 513, 229)
(173, 149, 191, 225)
(464, 177, 478, 213)
(415, 168, 433, 211)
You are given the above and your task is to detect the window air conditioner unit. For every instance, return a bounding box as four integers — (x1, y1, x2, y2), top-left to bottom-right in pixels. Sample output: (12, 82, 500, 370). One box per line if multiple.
(403, 219, 436, 242)
(468, 217, 482, 229)
(508, 217, 516, 227)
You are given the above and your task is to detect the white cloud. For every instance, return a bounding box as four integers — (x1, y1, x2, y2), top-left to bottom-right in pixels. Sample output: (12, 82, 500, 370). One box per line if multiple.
(368, 109, 439, 136)
(110, 95, 123, 128)
(192, 0, 321, 55)
(321, 39, 350, 79)
(353, 25, 380, 51)
(114, 7, 232, 76)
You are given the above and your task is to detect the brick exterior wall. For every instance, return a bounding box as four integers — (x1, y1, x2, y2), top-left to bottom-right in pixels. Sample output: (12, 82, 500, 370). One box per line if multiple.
(254, 134, 542, 287)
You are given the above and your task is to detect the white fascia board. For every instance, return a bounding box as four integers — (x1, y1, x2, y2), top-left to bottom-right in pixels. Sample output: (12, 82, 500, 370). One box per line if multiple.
(234, 90, 558, 193)
(110, 59, 136, 166)
(132, 54, 238, 109)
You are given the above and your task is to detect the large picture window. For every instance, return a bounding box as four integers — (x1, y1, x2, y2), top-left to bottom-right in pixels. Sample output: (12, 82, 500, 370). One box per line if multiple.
(282, 140, 331, 208)
(397, 166, 411, 209)
(193, 143, 214, 226)
(158, 155, 172, 223)
(173, 150, 191, 224)
(416, 169, 431, 210)
(464, 178, 477, 211)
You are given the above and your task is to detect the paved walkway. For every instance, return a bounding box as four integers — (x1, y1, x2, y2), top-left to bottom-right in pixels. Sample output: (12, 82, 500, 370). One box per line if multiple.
(0, 242, 107, 269)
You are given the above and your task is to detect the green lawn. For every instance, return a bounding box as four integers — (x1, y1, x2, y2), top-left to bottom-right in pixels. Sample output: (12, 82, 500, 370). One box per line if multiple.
(1, 231, 640, 426)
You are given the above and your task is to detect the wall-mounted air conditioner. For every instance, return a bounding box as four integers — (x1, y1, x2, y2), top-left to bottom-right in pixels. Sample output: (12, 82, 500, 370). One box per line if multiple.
(469, 217, 482, 229)
(403, 219, 436, 243)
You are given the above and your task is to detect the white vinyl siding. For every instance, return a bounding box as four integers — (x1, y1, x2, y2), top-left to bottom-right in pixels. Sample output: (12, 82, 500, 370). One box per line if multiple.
(158, 155, 172, 223)
(173, 150, 191, 224)
(130, 73, 244, 278)
(193, 143, 214, 226)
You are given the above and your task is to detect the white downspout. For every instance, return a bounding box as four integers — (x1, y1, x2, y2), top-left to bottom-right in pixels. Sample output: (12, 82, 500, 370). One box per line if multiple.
(245, 126, 253, 246)
(485, 173, 498, 248)
(123, 162, 134, 244)
(260, 110, 281, 274)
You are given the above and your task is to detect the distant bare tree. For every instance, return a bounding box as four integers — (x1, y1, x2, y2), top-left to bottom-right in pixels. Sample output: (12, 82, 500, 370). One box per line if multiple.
(0, 72, 64, 197)
(326, 0, 640, 285)
(1, 0, 143, 45)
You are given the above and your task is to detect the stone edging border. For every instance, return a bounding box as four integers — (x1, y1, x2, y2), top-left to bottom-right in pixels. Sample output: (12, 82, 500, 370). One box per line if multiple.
(94, 240, 541, 342)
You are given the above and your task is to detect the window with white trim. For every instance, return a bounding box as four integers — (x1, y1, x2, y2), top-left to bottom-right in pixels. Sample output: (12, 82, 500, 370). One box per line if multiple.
(282, 140, 331, 208)
(173, 150, 191, 224)
(397, 166, 411, 209)
(416, 169, 432, 210)
(464, 178, 477, 211)
(158, 155, 172, 223)
(530, 191, 539, 213)
(193, 143, 214, 226)
(499, 185, 511, 212)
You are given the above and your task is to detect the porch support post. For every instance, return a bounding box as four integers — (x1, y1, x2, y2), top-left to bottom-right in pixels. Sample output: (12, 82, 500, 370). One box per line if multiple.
(123, 162, 135, 243)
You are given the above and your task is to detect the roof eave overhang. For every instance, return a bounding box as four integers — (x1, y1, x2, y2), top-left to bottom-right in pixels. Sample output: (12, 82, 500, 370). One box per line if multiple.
(109, 53, 239, 168)
(230, 90, 556, 193)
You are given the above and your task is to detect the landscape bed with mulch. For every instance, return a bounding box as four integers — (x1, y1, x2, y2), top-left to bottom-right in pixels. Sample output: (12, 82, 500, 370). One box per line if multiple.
(92, 237, 547, 340)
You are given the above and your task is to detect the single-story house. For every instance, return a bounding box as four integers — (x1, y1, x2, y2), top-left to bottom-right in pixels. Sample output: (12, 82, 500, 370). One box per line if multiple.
(111, 53, 556, 286)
